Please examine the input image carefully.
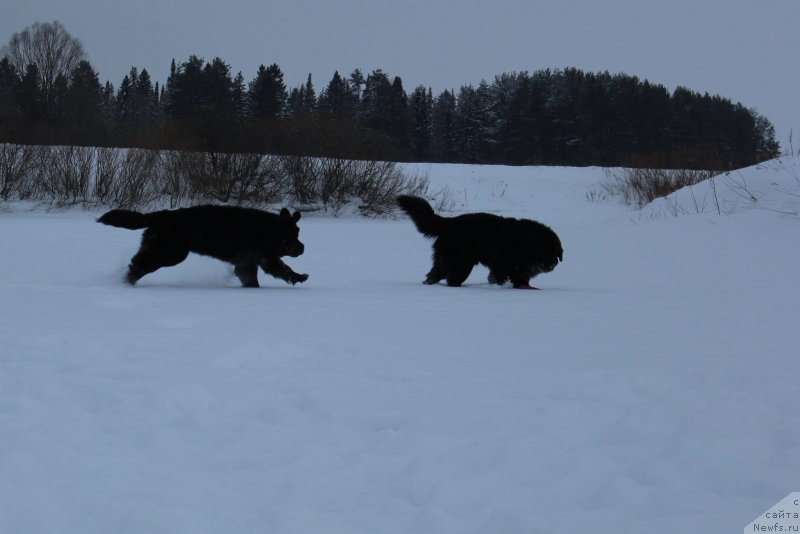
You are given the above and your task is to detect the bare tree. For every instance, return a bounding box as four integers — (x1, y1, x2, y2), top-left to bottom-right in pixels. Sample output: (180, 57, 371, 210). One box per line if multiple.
(2, 21, 86, 112)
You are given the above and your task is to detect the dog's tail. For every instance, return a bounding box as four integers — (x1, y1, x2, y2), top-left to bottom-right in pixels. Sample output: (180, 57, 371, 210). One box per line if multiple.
(397, 195, 444, 238)
(97, 209, 149, 230)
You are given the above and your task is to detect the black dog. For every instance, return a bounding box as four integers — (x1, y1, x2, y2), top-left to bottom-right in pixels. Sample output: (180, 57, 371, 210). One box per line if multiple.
(397, 195, 563, 288)
(97, 205, 309, 287)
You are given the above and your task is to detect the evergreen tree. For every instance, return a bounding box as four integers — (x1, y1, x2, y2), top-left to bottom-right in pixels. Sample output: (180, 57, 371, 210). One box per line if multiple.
(431, 89, 456, 162)
(99, 81, 115, 128)
(496, 73, 541, 164)
(348, 68, 364, 102)
(318, 70, 356, 116)
(360, 69, 391, 128)
(164, 55, 206, 120)
(302, 73, 317, 114)
(0, 58, 19, 136)
(65, 59, 102, 140)
(161, 58, 178, 115)
(753, 111, 779, 161)
(133, 68, 155, 132)
(49, 73, 69, 129)
(286, 74, 317, 116)
(203, 57, 235, 115)
(360, 69, 410, 147)
(452, 84, 483, 162)
(17, 64, 43, 128)
(247, 63, 287, 120)
(387, 76, 409, 149)
(231, 71, 246, 122)
(152, 81, 161, 125)
(115, 73, 133, 127)
(409, 85, 433, 160)
(286, 86, 304, 116)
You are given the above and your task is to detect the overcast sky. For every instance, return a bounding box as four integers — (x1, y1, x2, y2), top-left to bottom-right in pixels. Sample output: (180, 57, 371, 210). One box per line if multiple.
(3, 0, 799, 148)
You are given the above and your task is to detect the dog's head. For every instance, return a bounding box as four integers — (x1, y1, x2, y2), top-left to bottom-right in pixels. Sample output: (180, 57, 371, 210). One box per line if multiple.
(510, 222, 563, 285)
(277, 208, 305, 257)
(536, 227, 563, 275)
(540, 236, 563, 274)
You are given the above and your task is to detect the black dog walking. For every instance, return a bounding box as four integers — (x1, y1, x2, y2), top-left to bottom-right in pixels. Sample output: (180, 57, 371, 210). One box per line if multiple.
(397, 195, 562, 288)
(98, 205, 309, 288)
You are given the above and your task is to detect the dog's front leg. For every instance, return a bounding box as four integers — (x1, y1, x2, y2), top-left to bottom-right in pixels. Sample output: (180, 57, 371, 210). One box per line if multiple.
(487, 269, 509, 285)
(260, 257, 309, 285)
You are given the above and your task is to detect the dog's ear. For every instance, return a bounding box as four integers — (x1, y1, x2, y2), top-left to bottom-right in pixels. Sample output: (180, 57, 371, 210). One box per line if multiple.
(280, 208, 291, 218)
(292, 210, 301, 223)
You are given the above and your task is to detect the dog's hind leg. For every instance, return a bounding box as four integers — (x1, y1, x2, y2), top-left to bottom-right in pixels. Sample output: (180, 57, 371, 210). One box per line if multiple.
(424, 251, 446, 285)
(126, 230, 189, 285)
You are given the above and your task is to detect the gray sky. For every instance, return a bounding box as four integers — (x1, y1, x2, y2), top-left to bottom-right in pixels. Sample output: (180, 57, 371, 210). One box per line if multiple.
(3, 0, 799, 149)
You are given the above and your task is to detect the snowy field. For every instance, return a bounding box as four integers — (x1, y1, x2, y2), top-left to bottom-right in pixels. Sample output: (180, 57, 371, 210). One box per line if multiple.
(1, 157, 799, 533)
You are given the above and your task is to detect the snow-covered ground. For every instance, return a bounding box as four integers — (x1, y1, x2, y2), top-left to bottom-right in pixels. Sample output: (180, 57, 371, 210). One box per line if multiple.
(1, 157, 798, 533)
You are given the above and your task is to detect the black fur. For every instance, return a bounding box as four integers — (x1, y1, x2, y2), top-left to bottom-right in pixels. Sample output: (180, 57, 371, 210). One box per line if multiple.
(397, 195, 563, 288)
(98, 205, 308, 287)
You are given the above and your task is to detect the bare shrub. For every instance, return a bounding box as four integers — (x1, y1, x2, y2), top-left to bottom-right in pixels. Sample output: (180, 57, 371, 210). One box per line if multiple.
(354, 160, 429, 217)
(601, 167, 718, 207)
(40, 145, 93, 204)
(2, 143, 429, 216)
(242, 154, 291, 205)
(0, 143, 35, 200)
(431, 186, 456, 213)
(93, 147, 120, 203)
(18, 145, 52, 199)
(585, 188, 609, 203)
(217, 152, 290, 205)
(111, 148, 161, 208)
(277, 156, 429, 216)
(159, 150, 192, 207)
(317, 157, 353, 210)
(159, 150, 291, 206)
(280, 155, 320, 205)
(196, 151, 259, 203)
(183, 150, 229, 202)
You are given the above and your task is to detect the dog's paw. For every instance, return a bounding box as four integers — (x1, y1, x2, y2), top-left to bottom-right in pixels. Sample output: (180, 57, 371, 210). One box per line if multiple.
(291, 273, 309, 285)
(488, 273, 510, 286)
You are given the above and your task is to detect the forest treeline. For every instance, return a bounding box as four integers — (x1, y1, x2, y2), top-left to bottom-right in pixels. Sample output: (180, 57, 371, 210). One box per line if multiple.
(0, 24, 780, 170)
